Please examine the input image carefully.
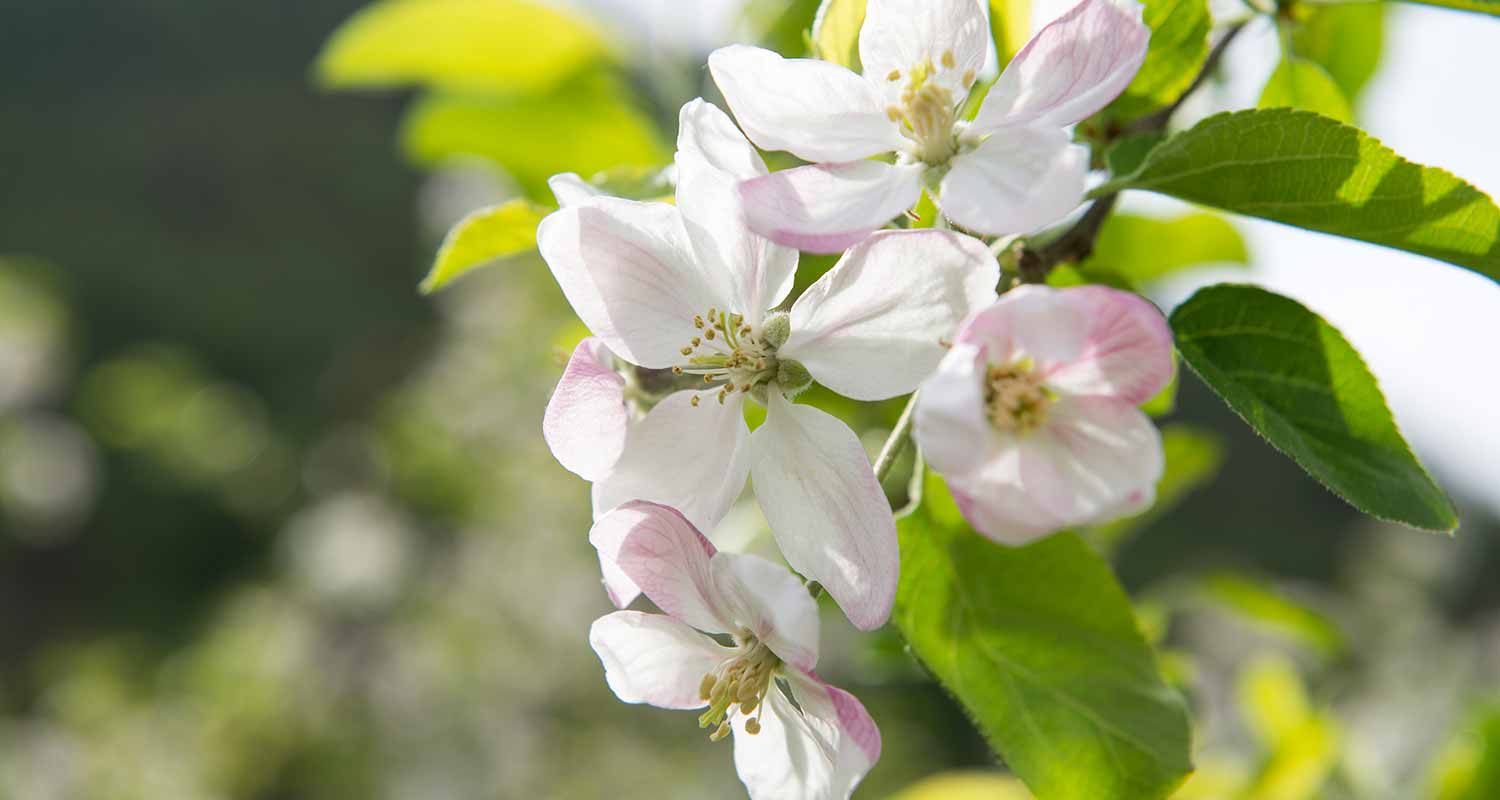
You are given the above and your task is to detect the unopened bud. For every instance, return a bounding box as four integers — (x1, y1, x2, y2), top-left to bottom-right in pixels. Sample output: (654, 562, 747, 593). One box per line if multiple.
(776, 359, 813, 396)
(761, 313, 791, 350)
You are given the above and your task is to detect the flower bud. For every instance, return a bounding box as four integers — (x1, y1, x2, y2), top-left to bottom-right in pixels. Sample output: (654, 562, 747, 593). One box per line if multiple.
(760, 313, 791, 351)
(776, 359, 813, 396)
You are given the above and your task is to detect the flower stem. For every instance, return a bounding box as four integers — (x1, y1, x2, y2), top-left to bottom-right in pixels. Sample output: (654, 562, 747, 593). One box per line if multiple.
(875, 392, 919, 483)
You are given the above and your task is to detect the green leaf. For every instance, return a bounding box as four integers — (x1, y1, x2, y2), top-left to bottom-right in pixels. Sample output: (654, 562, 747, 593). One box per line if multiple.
(1103, 109, 1500, 283)
(1171, 284, 1457, 532)
(1291, 4, 1386, 104)
(1258, 57, 1352, 123)
(315, 0, 608, 94)
(1199, 573, 1345, 659)
(1105, 132, 1165, 178)
(1089, 212, 1249, 284)
(1398, 0, 1500, 16)
(989, 0, 1032, 68)
(1107, 0, 1211, 119)
(895, 473, 1193, 800)
(1430, 702, 1500, 800)
(812, 0, 866, 69)
(420, 200, 547, 293)
(401, 78, 669, 201)
(1089, 424, 1225, 551)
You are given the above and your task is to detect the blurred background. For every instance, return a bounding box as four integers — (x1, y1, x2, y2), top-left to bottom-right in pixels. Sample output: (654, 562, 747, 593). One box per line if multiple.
(1, 1, 1498, 798)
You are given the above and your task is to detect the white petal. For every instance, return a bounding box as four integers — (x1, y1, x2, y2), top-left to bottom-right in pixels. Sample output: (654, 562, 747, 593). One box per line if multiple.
(594, 390, 751, 534)
(709, 45, 904, 163)
(749, 392, 897, 631)
(593, 500, 731, 634)
(939, 125, 1089, 236)
(781, 229, 999, 401)
(536, 199, 722, 368)
(711, 553, 820, 671)
(954, 284, 1089, 368)
(677, 98, 768, 180)
(597, 547, 641, 609)
(1039, 285, 1174, 405)
(912, 342, 1000, 476)
(945, 394, 1162, 543)
(676, 153, 799, 325)
(972, 0, 1150, 132)
(547, 172, 602, 207)
(731, 672, 880, 800)
(859, 0, 988, 97)
(590, 611, 726, 710)
(542, 337, 627, 481)
(738, 161, 924, 254)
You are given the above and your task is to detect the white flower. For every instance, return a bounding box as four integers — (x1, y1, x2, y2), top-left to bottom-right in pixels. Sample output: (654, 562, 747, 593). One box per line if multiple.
(589, 501, 881, 800)
(708, 0, 1149, 252)
(538, 98, 999, 629)
(913, 285, 1174, 543)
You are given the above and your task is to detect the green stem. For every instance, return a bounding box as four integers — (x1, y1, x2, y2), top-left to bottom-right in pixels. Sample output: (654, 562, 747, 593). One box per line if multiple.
(874, 393, 919, 483)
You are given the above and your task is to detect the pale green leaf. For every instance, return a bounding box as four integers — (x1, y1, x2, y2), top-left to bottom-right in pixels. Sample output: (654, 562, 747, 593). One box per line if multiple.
(1171, 284, 1457, 531)
(1199, 574, 1345, 658)
(401, 78, 669, 201)
(1108, 0, 1211, 119)
(1291, 4, 1386, 103)
(316, 0, 608, 94)
(895, 472, 1193, 800)
(1430, 703, 1500, 800)
(421, 200, 547, 294)
(812, 0, 866, 69)
(1103, 109, 1500, 283)
(1089, 212, 1249, 284)
(989, 0, 1032, 68)
(1398, 0, 1500, 16)
(1259, 57, 1353, 123)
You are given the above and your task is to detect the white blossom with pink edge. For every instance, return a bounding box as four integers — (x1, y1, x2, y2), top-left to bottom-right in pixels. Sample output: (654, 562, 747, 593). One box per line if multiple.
(913, 285, 1173, 544)
(588, 501, 882, 800)
(538, 98, 999, 630)
(708, 0, 1149, 252)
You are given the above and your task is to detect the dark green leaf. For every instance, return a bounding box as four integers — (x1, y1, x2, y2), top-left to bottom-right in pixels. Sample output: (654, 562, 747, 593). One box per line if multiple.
(895, 473, 1193, 800)
(1171, 284, 1457, 531)
(1105, 132, 1165, 178)
(1103, 109, 1500, 283)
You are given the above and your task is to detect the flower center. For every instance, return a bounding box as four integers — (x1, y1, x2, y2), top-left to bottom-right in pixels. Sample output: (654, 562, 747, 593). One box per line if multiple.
(986, 361, 1054, 433)
(697, 634, 781, 740)
(672, 309, 809, 405)
(885, 51, 975, 166)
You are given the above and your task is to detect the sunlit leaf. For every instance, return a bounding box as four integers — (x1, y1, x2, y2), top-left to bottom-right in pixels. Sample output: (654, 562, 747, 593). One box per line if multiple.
(1102, 109, 1500, 283)
(316, 0, 609, 94)
(1089, 212, 1249, 284)
(895, 472, 1193, 800)
(893, 771, 1034, 799)
(812, 0, 866, 69)
(1430, 703, 1500, 800)
(1291, 4, 1386, 104)
(1171, 284, 1457, 532)
(401, 78, 669, 201)
(1200, 574, 1345, 659)
(989, 0, 1032, 68)
(420, 200, 547, 293)
(1107, 0, 1211, 119)
(1398, 0, 1500, 16)
(1259, 57, 1352, 123)
(1238, 658, 1341, 800)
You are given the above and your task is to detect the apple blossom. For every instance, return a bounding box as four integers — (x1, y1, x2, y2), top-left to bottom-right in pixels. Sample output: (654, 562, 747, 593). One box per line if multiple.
(708, 0, 1149, 252)
(588, 500, 881, 800)
(538, 98, 999, 629)
(913, 285, 1173, 544)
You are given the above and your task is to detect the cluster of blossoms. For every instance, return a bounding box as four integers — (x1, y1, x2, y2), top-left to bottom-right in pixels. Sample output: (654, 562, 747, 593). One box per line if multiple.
(535, 0, 1171, 796)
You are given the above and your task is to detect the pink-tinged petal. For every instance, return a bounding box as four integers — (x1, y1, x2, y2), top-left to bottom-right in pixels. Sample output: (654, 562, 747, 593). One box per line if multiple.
(592, 500, 731, 634)
(954, 285, 1089, 370)
(731, 671, 880, 800)
(780, 229, 999, 401)
(594, 390, 751, 534)
(676, 150, 799, 327)
(597, 548, 640, 609)
(677, 98, 768, 180)
(859, 0, 988, 98)
(913, 342, 1002, 476)
(710, 552, 819, 671)
(709, 45, 904, 163)
(547, 172, 602, 208)
(589, 611, 726, 710)
(939, 125, 1089, 236)
(945, 394, 1162, 543)
(738, 161, 924, 254)
(972, 0, 1150, 132)
(536, 199, 721, 369)
(749, 392, 897, 631)
(1039, 285, 1173, 404)
(542, 337, 627, 481)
